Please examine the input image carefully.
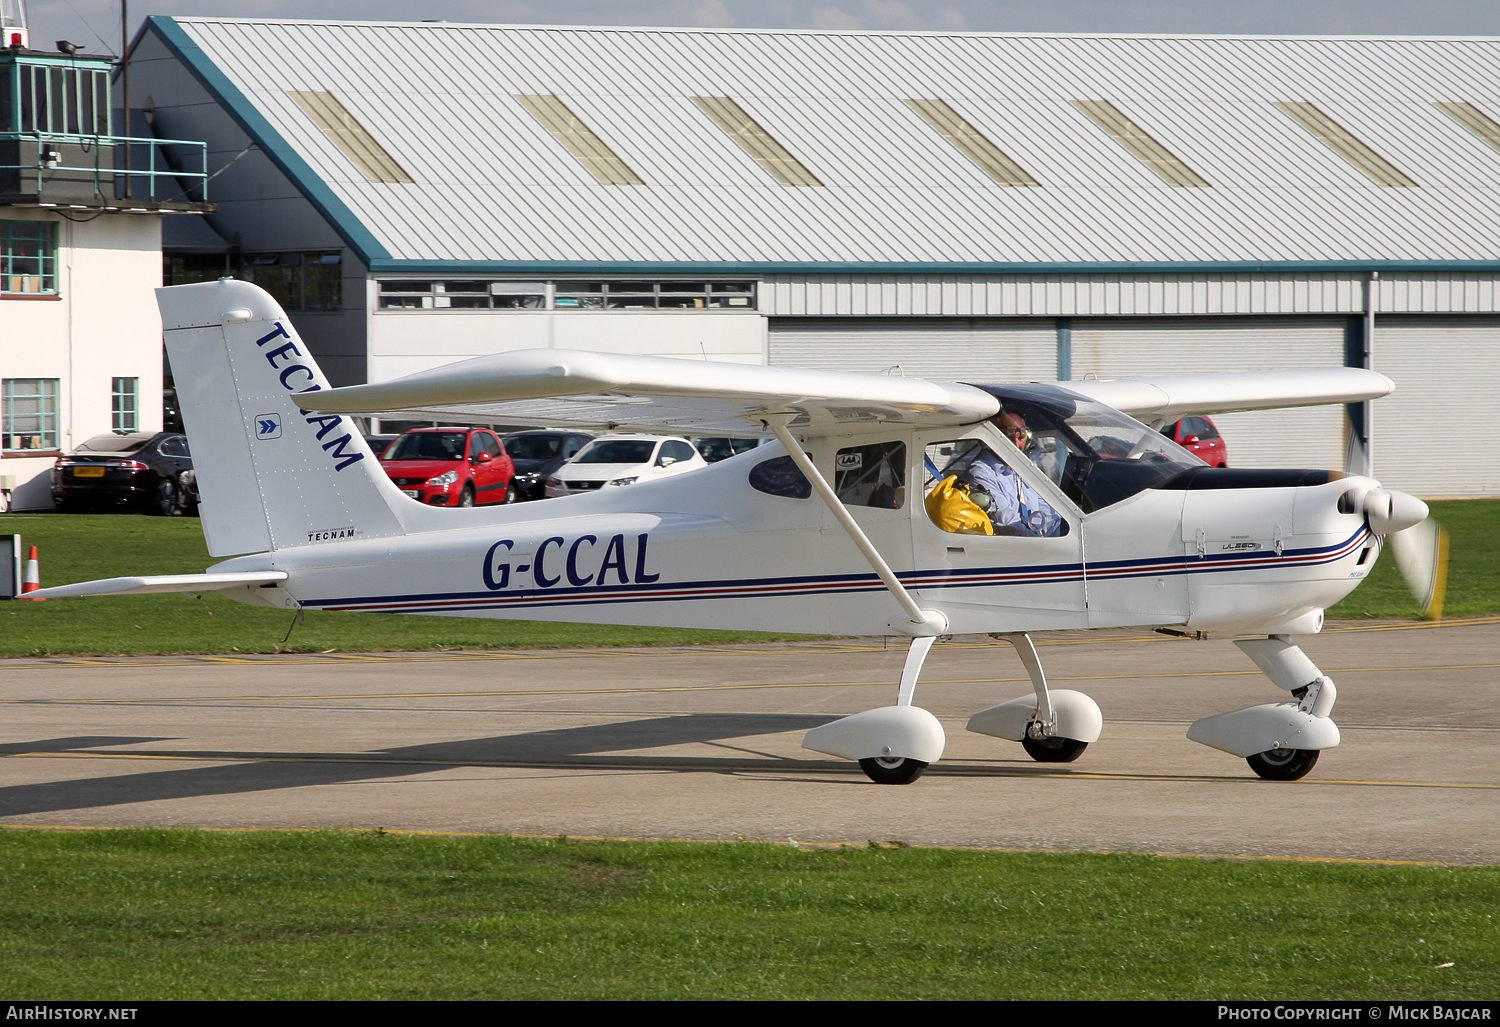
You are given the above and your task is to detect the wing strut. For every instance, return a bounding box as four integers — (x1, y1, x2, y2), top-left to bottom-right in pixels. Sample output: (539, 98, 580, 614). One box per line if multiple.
(764, 419, 947, 638)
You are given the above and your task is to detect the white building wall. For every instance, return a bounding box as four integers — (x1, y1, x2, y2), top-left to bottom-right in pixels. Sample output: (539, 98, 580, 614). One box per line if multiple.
(1369, 317, 1500, 498)
(1, 211, 164, 510)
(763, 272, 1500, 318)
(365, 301, 767, 383)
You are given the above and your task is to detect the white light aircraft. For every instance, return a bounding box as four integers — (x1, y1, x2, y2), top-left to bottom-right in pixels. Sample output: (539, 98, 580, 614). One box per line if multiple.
(33, 281, 1448, 784)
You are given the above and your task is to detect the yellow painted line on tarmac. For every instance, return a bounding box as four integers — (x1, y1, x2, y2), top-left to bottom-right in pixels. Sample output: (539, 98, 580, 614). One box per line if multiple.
(15, 658, 1500, 707)
(7, 749, 1500, 792)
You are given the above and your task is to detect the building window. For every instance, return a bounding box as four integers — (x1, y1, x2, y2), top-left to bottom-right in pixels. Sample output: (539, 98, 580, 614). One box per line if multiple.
(163, 253, 231, 287)
(111, 377, 138, 433)
(7, 64, 111, 136)
(375, 279, 757, 311)
(2, 379, 60, 452)
(242, 252, 343, 312)
(553, 281, 755, 309)
(378, 280, 546, 310)
(1, 221, 58, 295)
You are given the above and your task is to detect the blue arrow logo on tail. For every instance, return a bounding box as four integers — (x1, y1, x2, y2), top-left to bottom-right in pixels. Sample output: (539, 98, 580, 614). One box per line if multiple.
(255, 413, 282, 440)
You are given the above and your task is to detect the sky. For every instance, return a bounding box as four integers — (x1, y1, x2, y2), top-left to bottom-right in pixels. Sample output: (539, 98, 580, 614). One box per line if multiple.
(15, 0, 1500, 59)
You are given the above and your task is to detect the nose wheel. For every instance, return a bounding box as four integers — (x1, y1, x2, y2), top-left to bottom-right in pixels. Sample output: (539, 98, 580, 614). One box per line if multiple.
(858, 757, 929, 785)
(1246, 747, 1319, 781)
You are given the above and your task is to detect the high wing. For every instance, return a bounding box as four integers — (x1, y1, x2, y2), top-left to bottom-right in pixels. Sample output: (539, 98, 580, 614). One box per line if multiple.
(1061, 368, 1394, 425)
(307, 349, 999, 436)
(308, 350, 1392, 436)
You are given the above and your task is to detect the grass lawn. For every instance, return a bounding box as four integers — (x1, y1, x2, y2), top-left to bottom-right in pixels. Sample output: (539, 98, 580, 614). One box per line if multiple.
(2, 500, 1496, 656)
(0, 829, 1494, 1000)
(0, 512, 814, 656)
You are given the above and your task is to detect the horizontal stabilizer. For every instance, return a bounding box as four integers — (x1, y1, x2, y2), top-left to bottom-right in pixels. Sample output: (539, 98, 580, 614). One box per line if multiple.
(1061, 368, 1394, 420)
(23, 572, 288, 600)
(305, 349, 999, 435)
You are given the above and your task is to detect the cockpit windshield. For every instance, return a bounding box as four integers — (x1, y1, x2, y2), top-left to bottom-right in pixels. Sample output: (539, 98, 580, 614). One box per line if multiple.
(968, 384, 1206, 513)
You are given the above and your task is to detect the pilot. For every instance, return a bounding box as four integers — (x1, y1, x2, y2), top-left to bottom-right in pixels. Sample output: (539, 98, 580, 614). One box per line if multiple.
(969, 413, 1064, 537)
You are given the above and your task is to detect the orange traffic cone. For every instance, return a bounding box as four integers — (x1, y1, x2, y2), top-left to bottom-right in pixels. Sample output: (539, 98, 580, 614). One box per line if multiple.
(17, 544, 43, 600)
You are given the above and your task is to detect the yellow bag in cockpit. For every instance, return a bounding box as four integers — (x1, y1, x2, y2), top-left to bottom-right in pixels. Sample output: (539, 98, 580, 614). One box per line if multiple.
(924, 475, 994, 535)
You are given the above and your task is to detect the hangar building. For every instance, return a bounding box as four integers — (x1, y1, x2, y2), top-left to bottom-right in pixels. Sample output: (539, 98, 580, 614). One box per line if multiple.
(124, 17, 1500, 496)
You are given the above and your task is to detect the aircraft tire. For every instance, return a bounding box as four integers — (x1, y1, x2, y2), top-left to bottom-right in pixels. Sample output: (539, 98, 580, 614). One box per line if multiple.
(1246, 747, 1319, 781)
(1021, 734, 1088, 763)
(857, 756, 928, 784)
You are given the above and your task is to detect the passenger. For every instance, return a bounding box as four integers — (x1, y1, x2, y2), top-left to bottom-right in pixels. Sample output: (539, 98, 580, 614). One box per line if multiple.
(969, 413, 1064, 537)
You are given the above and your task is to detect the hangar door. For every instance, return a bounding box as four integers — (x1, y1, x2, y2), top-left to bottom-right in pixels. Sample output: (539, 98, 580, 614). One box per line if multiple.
(768, 318, 1057, 382)
(1368, 317, 1500, 498)
(1070, 317, 1347, 471)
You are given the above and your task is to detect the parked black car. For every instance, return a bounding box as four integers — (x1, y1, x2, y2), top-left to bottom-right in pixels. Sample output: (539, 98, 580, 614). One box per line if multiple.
(501, 429, 595, 500)
(51, 431, 199, 515)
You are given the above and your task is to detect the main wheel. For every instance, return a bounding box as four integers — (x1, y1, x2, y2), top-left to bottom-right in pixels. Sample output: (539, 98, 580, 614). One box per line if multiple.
(1246, 747, 1319, 781)
(457, 485, 475, 508)
(1021, 734, 1088, 763)
(858, 756, 928, 785)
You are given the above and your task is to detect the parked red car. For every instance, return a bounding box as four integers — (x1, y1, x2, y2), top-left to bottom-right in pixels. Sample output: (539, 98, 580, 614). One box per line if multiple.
(379, 427, 514, 506)
(1161, 416, 1228, 467)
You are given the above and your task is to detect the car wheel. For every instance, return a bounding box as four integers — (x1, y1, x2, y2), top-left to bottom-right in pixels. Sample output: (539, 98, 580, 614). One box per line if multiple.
(147, 478, 182, 516)
(457, 484, 475, 508)
(502, 482, 517, 504)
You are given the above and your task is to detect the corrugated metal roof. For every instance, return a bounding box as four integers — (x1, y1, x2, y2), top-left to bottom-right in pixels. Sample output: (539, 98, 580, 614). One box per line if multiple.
(151, 17, 1500, 270)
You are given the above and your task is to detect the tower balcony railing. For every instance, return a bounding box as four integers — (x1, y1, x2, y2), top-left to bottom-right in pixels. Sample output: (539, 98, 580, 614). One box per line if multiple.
(0, 129, 209, 206)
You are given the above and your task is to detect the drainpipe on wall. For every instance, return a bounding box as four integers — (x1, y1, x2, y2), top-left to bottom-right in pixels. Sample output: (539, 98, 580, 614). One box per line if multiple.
(1362, 271, 1378, 478)
(1056, 317, 1072, 381)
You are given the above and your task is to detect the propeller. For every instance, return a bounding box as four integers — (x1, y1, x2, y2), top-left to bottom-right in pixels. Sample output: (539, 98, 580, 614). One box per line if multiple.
(1345, 421, 1448, 620)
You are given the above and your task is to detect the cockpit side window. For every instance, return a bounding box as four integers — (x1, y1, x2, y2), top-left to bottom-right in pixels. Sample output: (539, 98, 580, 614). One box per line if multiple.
(835, 441, 906, 510)
(923, 438, 1068, 537)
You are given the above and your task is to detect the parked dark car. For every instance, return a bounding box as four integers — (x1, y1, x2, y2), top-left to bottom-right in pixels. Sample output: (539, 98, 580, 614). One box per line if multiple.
(692, 437, 767, 463)
(51, 431, 198, 515)
(501, 429, 595, 501)
(363, 434, 398, 458)
(379, 426, 515, 506)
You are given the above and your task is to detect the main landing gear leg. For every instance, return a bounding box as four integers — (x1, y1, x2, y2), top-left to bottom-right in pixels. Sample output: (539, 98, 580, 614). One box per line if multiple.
(1186, 636, 1340, 781)
(965, 633, 1102, 762)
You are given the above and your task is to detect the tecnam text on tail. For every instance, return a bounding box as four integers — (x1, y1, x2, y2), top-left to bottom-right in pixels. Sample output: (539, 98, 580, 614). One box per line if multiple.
(33, 281, 1446, 784)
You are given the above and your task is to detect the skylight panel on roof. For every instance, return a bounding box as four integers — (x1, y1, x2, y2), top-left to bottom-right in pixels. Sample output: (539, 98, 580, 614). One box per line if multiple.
(905, 99, 1038, 187)
(691, 97, 822, 188)
(514, 94, 645, 186)
(1435, 102, 1500, 156)
(1274, 102, 1416, 188)
(287, 91, 414, 185)
(1070, 100, 1209, 188)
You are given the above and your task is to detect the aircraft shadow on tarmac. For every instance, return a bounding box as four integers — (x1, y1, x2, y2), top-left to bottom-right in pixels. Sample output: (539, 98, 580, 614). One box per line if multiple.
(0, 714, 881, 818)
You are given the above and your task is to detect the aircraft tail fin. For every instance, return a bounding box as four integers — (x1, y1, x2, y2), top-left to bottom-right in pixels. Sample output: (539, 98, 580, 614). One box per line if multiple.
(158, 280, 410, 557)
